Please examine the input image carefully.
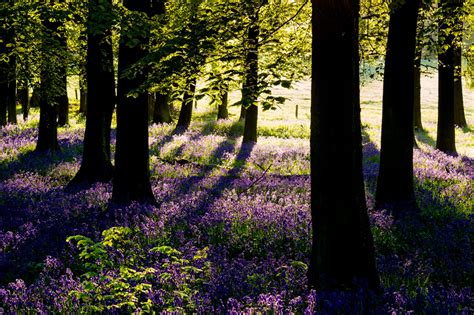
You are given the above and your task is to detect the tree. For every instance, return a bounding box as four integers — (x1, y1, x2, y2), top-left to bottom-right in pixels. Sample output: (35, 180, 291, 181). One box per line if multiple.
(112, 0, 155, 204)
(69, 0, 116, 186)
(152, 92, 173, 124)
(309, 0, 379, 290)
(217, 90, 229, 120)
(453, 31, 467, 127)
(0, 0, 17, 126)
(176, 77, 196, 129)
(36, 0, 68, 152)
(436, 0, 461, 154)
(241, 3, 260, 144)
(376, 0, 420, 208)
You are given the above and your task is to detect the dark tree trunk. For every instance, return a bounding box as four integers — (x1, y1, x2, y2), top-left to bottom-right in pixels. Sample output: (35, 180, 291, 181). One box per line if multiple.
(436, 0, 459, 154)
(6, 56, 17, 125)
(242, 12, 259, 144)
(454, 46, 467, 128)
(0, 17, 6, 126)
(36, 0, 65, 153)
(18, 87, 29, 121)
(69, 0, 116, 186)
(112, 0, 155, 204)
(153, 92, 172, 124)
(3, 8, 16, 125)
(36, 79, 60, 152)
(30, 87, 40, 108)
(217, 90, 229, 120)
(239, 101, 246, 120)
(56, 24, 69, 126)
(176, 78, 196, 130)
(414, 47, 423, 131)
(376, 0, 420, 208)
(0, 82, 7, 127)
(79, 88, 87, 114)
(309, 0, 379, 291)
(57, 74, 69, 126)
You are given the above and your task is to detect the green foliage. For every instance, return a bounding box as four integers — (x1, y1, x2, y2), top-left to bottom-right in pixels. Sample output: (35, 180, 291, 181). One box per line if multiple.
(66, 226, 211, 313)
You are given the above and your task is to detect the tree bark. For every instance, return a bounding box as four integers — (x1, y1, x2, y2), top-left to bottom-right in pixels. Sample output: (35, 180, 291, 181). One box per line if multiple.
(376, 0, 420, 208)
(436, 0, 459, 154)
(454, 46, 467, 128)
(6, 56, 16, 125)
(79, 88, 87, 115)
(309, 0, 379, 291)
(217, 90, 229, 120)
(176, 78, 196, 130)
(414, 46, 423, 131)
(112, 0, 155, 204)
(57, 74, 69, 126)
(242, 11, 259, 144)
(69, 0, 116, 186)
(153, 92, 172, 124)
(18, 87, 29, 121)
(36, 0, 65, 153)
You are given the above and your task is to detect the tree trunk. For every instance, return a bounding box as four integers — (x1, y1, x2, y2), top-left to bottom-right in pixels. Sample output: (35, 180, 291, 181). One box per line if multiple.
(36, 0, 65, 152)
(176, 78, 196, 130)
(79, 88, 87, 114)
(436, 0, 458, 154)
(414, 47, 423, 131)
(30, 87, 40, 108)
(4, 8, 16, 125)
(454, 46, 467, 128)
(6, 57, 16, 125)
(112, 0, 155, 204)
(376, 0, 420, 208)
(69, 0, 115, 186)
(309, 0, 379, 291)
(18, 87, 29, 121)
(217, 90, 229, 120)
(57, 75, 69, 126)
(153, 92, 172, 124)
(242, 11, 259, 144)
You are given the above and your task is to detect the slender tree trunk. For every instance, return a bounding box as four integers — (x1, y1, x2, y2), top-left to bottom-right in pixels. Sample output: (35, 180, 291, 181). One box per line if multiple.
(5, 7, 16, 125)
(242, 11, 259, 144)
(454, 46, 467, 127)
(57, 74, 69, 126)
(309, 0, 379, 291)
(69, 0, 115, 186)
(79, 88, 87, 114)
(217, 90, 229, 120)
(414, 47, 423, 131)
(376, 0, 420, 208)
(436, 0, 458, 154)
(18, 86, 29, 121)
(176, 78, 196, 130)
(30, 86, 40, 108)
(6, 56, 16, 125)
(112, 0, 155, 204)
(153, 92, 172, 124)
(0, 83, 7, 127)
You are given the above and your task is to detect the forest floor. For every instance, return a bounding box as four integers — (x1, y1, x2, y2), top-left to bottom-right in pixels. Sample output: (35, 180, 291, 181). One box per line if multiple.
(0, 76, 473, 313)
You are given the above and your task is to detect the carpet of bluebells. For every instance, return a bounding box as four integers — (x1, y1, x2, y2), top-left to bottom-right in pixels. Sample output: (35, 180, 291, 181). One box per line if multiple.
(0, 117, 473, 313)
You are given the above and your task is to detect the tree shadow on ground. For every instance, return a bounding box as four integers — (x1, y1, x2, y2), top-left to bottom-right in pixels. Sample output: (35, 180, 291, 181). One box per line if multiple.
(0, 137, 84, 181)
(361, 128, 473, 289)
(415, 128, 436, 147)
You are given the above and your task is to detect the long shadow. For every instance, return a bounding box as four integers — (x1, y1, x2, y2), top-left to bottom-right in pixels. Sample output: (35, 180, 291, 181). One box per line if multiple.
(415, 128, 436, 147)
(361, 128, 474, 289)
(0, 137, 84, 181)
